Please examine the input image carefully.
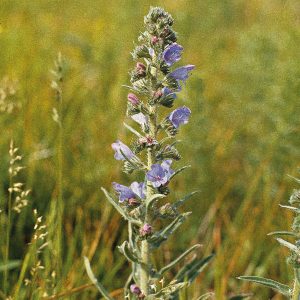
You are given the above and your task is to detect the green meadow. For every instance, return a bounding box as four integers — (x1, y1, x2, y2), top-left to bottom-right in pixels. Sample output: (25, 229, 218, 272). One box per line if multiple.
(0, 1, 299, 299)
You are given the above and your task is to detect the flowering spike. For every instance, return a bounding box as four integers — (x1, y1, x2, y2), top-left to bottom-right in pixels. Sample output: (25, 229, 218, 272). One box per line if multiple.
(89, 7, 213, 299)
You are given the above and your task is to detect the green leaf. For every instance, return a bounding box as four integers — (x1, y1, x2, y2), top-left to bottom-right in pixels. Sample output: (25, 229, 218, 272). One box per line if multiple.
(146, 193, 166, 208)
(267, 231, 298, 237)
(154, 281, 187, 297)
(158, 244, 201, 276)
(279, 204, 299, 212)
(175, 254, 214, 284)
(123, 122, 143, 138)
(169, 165, 191, 181)
(238, 276, 292, 296)
(276, 238, 300, 254)
(149, 212, 191, 248)
(101, 188, 141, 226)
(118, 241, 139, 263)
(84, 257, 114, 300)
(0, 260, 21, 272)
(173, 191, 199, 210)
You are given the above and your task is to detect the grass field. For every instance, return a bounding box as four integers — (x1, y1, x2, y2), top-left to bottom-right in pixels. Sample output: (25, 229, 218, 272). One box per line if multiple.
(0, 0, 300, 299)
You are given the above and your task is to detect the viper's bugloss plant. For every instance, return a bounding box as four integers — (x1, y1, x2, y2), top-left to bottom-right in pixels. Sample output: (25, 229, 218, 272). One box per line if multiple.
(239, 175, 300, 299)
(84, 7, 214, 300)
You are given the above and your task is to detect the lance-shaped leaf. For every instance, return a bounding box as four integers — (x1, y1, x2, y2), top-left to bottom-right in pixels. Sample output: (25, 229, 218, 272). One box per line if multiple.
(146, 193, 166, 209)
(118, 241, 139, 264)
(154, 281, 188, 297)
(267, 231, 298, 237)
(84, 256, 114, 300)
(238, 276, 292, 296)
(158, 244, 201, 276)
(173, 191, 199, 210)
(149, 212, 191, 248)
(279, 204, 299, 212)
(123, 122, 143, 138)
(101, 188, 141, 226)
(175, 254, 214, 284)
(169, 165, 191, 181)
(276, 238, 300, 254)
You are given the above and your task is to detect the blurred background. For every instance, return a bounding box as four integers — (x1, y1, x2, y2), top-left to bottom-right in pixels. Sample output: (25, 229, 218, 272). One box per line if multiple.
(0, 0, 300, 299)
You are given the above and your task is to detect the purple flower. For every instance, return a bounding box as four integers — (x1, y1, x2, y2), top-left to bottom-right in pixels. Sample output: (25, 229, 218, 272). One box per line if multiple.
(169, 65, 195, 82)
(163, 43, 183, 66)
(127, 93, 140, 106)
(146, 160, 174, 188)
(112, 182, 136, 203)
(130, 181, 146, 199)
(111, 140, 135, 160)
(112, 181, 146, 202)
(162, 86, 177, 99)
(131, 113, 148, 126)
(130, 284, 142, 295)
(168, 106, 191, 128)
(161, 160, 175, 178)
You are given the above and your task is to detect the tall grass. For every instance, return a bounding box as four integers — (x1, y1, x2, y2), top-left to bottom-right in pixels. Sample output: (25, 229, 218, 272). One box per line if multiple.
(0, 0, 299, 299)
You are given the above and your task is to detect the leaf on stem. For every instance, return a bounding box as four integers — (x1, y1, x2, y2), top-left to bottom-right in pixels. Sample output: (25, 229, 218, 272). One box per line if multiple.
(173, 191, 199, 210)
(237, 276, 292, 297)
(158, 244, 201, 276)
(169, 165, 191, 181)
(149, 212, 191, 248)
(101, 188, 141, 226)
(83, 257, 114, 300)
(118, 241, 139, 264)
(175, 254, 214, 284)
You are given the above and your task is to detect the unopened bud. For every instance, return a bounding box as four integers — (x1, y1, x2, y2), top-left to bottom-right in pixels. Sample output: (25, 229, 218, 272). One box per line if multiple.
(136, 62, 146, 76)
(127, 93, 140, 106)
(154, 90, 163, 99)
(140, 223, 152, 237)
(151, 36, 159, 44)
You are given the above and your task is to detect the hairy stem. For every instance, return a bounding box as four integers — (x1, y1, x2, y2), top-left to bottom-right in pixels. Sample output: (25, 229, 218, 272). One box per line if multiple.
(140, 107, 157, 296)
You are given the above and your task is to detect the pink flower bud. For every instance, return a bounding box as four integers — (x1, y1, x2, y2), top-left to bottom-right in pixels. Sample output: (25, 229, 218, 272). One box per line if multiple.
(127, 93, 140, 106)
(140, 223, 152, 236)
(136, 62, 146, 76)
(151, 36, 159, 44)
(154, 90, 163, 99)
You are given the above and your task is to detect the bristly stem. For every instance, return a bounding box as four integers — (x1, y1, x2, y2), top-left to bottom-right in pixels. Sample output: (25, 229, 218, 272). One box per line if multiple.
(140, 107, 157, 296)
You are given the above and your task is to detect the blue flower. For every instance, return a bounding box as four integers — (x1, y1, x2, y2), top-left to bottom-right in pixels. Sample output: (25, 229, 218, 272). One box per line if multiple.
(169, 65, 195, 82)
(130, 181, 146, 199)
(168, 106, 191, 128)
(146, 160, 174, 188)
(112, 181, 146, 202)
(163, 43, 183, 66)
(112, 183, 136, 202)
(162, 87, 177, 99)
(111, 140, 134, 161)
